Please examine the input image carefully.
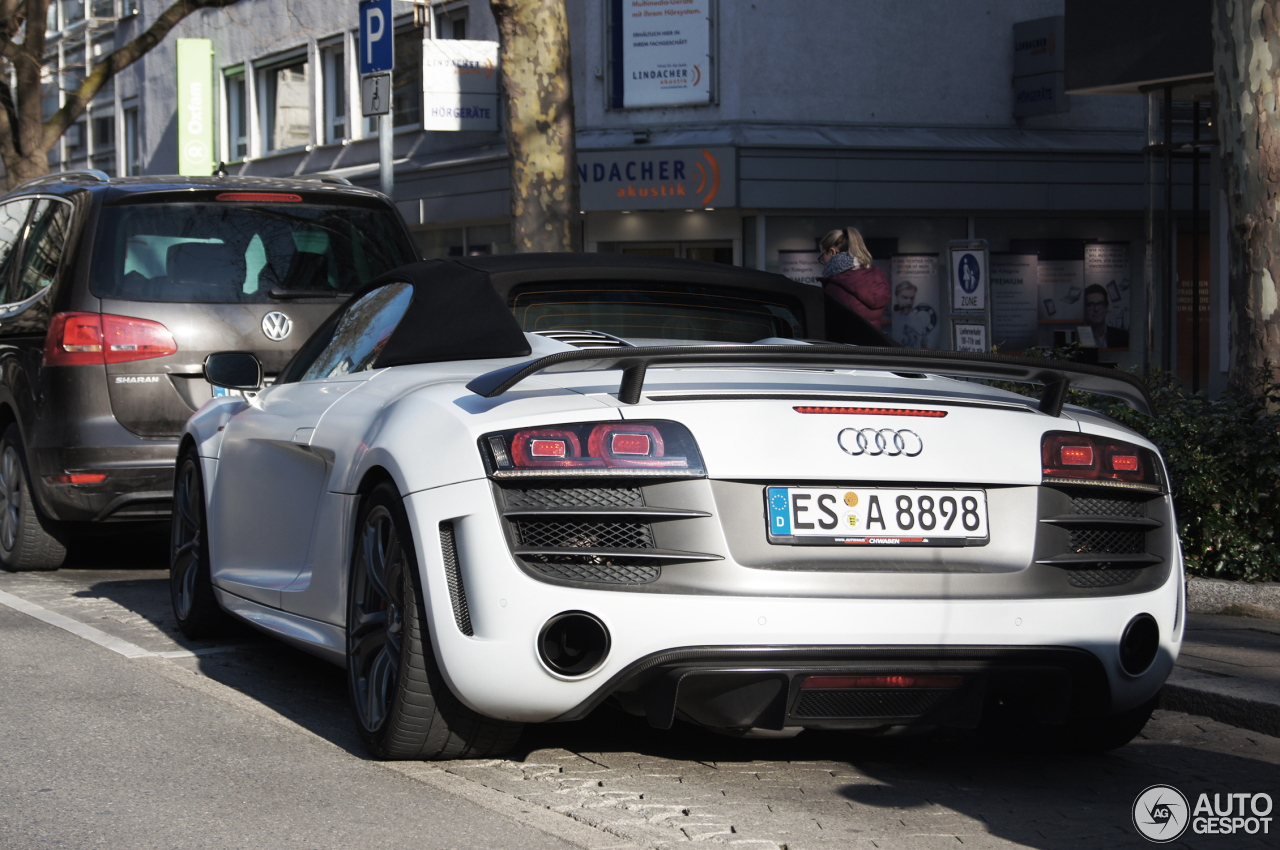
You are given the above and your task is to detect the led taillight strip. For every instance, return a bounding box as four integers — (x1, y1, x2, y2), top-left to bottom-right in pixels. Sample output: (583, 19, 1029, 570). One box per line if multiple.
(793, 406, 947, 418)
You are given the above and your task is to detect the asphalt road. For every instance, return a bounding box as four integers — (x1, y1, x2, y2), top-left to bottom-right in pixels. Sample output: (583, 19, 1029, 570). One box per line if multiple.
(2, 539, 1278, 850)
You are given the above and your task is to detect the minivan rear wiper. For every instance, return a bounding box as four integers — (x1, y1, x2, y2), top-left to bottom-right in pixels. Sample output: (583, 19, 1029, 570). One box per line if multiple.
(268, 287, 350, 300)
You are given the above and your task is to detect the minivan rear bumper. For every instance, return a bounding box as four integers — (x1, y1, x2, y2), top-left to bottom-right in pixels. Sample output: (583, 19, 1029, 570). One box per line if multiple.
(28, 443, 177, 523)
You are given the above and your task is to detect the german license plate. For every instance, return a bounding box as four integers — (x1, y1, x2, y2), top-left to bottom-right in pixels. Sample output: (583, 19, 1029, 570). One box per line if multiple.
(766, 486, 989, 546)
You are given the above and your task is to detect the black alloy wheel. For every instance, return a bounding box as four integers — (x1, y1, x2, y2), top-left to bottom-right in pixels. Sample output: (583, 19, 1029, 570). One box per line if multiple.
(169, 448, 227, 638)
(348, 500, 406, 734)
(0, 424, 67, 571)
(346, 481, 522, 760)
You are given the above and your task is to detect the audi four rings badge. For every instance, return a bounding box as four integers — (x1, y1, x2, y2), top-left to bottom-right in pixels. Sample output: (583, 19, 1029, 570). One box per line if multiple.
(837, 428, 923, 457)
(262, 311, 293, 342)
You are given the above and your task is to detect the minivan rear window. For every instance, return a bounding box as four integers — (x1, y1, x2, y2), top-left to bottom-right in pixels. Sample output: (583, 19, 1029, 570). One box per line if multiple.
(90, 203, 413, 303)
(508, 281, 805, 343)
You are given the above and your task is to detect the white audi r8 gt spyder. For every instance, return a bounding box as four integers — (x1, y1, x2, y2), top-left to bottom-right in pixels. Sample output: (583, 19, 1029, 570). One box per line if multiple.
(172, 255, 1182, 760)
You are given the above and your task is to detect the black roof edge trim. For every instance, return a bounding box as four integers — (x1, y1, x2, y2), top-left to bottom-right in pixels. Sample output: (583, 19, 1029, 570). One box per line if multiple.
(465, 345, 1154, 417)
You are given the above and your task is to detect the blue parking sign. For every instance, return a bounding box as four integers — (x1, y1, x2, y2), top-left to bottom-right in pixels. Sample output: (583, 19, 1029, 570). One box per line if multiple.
(359, 0, 394, 75)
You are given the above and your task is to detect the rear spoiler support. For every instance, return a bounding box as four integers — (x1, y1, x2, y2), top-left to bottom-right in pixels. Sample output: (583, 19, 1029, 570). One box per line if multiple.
(465, 345, 1152, 417)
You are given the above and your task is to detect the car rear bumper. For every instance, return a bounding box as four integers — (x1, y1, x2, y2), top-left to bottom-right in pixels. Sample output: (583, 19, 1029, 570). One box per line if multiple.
(28, 443, 177, 522)
(405, 480, 1185, 726)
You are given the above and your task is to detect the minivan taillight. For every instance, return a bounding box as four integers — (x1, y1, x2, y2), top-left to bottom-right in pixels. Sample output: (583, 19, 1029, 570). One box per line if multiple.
(44, 312, 178, 366)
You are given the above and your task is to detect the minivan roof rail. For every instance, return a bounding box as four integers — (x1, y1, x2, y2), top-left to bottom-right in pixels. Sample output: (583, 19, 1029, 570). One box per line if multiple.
(14, 169, 112, 190)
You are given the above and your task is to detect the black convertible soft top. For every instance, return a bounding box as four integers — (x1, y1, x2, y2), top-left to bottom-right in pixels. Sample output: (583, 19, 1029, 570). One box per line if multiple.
(364, 253, 886, 369)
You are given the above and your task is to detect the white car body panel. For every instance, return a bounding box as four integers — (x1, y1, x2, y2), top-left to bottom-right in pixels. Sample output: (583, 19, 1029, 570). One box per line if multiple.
(183, 329, 1183, 731)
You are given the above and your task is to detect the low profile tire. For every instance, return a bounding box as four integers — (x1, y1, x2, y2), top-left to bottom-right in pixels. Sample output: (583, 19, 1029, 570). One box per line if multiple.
(0, 424, 67, 572)
(169, 448, 229, 639)
(347, 481, 522, 760)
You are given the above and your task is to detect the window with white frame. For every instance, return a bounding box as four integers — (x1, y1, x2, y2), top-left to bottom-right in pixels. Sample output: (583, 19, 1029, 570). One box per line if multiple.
(321, 43, 347, 144)
(225, 68, 248, 161)
(257, 53, 311, 153)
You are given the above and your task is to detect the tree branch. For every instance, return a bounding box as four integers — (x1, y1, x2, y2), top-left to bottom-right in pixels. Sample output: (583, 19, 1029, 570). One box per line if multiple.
(41, 0, 242, 150)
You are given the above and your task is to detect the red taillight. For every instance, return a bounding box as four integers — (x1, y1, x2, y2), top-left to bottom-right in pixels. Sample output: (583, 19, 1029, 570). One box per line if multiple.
(215, 192, 302, 202)
(1041, 431, 1158, 487)
(529, 439, 567, 458)
(510, 429, 601, 469)
(483, 421, 705, 477)
(794, 406, 947, 418)
(1059, 445, 1094, 466)
(1111, 455, 1139, 472)
(801, 675, 965, 689)
(45, 313, 177, 366)
(44, 472, 108, 485)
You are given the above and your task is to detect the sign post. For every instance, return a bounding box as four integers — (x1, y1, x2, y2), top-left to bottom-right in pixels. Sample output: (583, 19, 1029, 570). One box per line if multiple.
(359, 0, 394, 198)
(948, 239, 991, 352)
(176, 39, 214, 176)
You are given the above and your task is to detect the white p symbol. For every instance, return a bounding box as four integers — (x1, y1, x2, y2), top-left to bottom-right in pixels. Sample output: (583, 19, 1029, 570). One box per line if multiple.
(365, 8, 385, 64)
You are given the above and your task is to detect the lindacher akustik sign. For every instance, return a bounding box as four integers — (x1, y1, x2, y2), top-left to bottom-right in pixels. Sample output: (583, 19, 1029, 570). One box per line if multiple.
(577, 147, 735, 211)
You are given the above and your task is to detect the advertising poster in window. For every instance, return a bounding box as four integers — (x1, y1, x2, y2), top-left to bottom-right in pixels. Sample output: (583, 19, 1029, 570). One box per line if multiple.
(890, 254, 940, 349)
(778, 249, 822, 286)
(1083, 242, 1131, 350)
(989, 253, 1038, 351)
(1037, 258, 1085, 323)
(611, 0, 712, 108)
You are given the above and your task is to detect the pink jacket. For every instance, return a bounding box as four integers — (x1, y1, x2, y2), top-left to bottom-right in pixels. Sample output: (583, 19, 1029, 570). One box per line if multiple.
(819, 266, 891, 324)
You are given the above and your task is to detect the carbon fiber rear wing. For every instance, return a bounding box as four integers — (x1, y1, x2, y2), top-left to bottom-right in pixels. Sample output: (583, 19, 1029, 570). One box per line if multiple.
(464, 344, 1152, 417)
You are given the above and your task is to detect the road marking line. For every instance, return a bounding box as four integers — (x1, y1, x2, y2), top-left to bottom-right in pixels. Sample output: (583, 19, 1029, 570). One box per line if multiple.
(0, 588, 155, 658)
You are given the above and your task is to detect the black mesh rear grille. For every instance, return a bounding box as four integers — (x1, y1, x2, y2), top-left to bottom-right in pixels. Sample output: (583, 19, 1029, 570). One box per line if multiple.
(1069, 528, 1145, 554)
(1067, 569, 1141, 588)
(525, 555, 661, 584)
(515, 519, 655, 550)
(439, 522, 473, 636)
(502, 486, 644, 509)
(794, 689, 953, 719)
(1070, 495, 1146, 518)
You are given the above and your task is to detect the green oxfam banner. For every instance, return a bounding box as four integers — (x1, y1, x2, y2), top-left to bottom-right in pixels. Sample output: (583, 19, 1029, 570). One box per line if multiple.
(177, 39, 214, 176)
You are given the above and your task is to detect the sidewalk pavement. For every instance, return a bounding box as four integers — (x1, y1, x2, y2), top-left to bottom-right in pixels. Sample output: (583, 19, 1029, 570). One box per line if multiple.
(1162, 612, 1280, 738)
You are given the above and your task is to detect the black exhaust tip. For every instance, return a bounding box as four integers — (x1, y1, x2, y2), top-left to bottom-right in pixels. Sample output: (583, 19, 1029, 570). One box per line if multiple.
(1119, 613, 1160, 675)
(538, 611, 610, 676)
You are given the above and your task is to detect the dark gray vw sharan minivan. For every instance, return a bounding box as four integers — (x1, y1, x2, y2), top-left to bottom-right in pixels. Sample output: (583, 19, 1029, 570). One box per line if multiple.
(0, 172, 417, 570)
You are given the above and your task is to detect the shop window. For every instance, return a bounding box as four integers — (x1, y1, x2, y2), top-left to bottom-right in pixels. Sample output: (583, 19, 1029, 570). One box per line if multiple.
(258, 55, 311, 153)
(225, 70, 247, 160)
(321, 44, 346, 143)
(417, 228, 464, 259)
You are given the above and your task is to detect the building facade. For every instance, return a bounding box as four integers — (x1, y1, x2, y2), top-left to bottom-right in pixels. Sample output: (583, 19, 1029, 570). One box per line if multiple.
(32, 0, 1216, 387)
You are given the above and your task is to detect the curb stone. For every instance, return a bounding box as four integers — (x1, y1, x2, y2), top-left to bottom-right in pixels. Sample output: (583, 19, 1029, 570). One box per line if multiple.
(1186, 577, 1280, 618)
(1160, 667, 1280, 739)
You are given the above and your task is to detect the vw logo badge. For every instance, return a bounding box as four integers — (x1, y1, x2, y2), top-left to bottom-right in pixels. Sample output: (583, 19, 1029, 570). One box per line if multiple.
(837, 428, 923, 457)
(262, 311, 292, 342)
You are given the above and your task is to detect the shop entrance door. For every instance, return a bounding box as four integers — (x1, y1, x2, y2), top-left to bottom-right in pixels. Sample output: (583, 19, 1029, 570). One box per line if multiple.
(618, 241, 734, 265)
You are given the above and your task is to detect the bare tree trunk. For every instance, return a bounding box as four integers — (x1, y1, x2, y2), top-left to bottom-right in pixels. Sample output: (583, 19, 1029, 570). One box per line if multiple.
(489, 0, 580, 252)
(0, 0, 243, 189)
(1214, 0, 1280, 385)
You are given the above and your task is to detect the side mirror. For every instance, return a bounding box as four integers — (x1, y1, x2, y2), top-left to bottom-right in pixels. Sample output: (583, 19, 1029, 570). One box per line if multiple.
(204, 351, 263, 391)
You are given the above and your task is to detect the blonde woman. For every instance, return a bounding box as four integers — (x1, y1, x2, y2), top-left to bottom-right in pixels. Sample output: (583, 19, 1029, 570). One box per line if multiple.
(817, 227, 890, 324)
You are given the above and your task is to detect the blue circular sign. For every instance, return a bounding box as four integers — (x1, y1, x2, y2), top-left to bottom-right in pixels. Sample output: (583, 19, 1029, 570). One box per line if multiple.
(958, 253, 981, 293)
